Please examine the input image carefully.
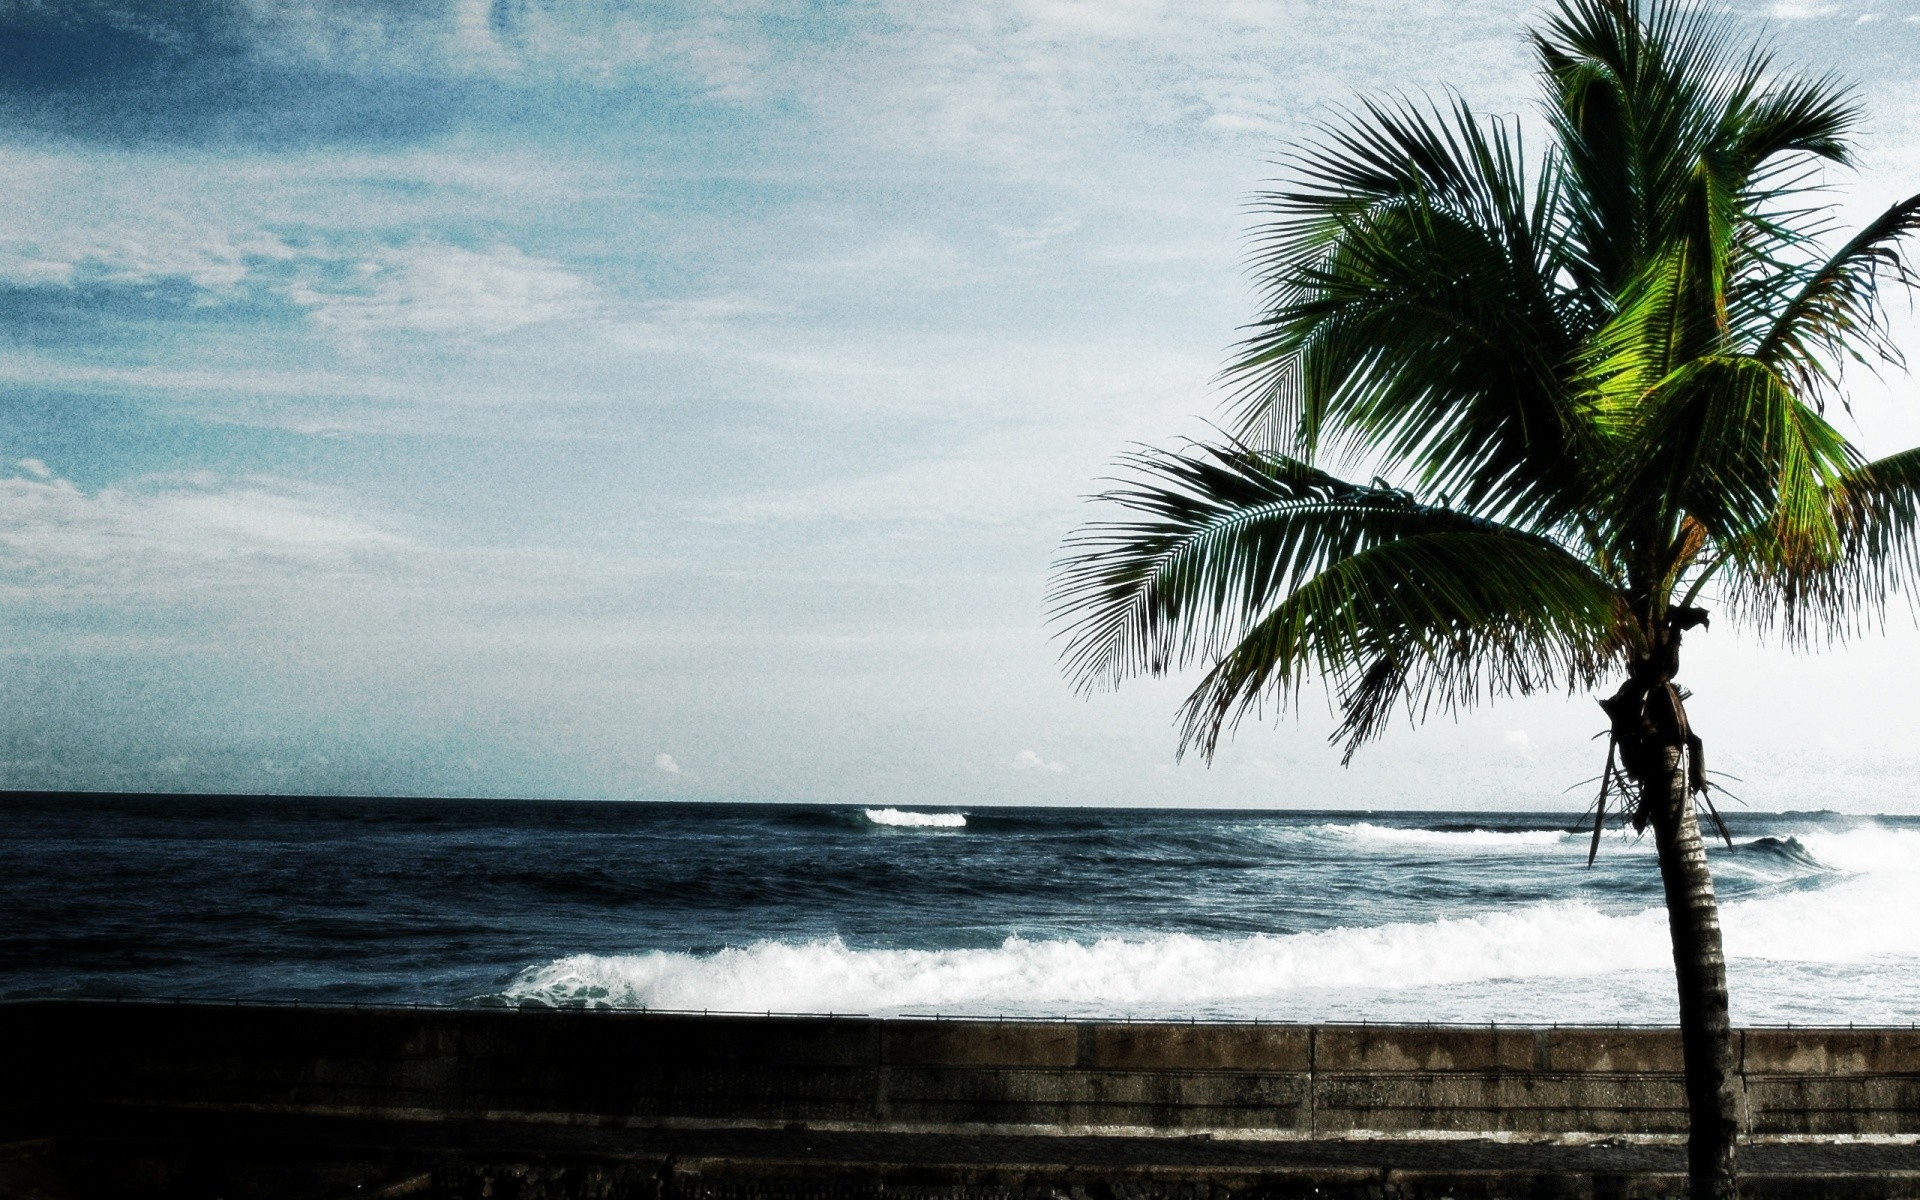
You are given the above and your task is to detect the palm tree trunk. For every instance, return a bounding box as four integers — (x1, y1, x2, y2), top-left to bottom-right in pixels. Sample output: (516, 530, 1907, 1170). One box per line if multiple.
(1645, 741, 1741, 1200)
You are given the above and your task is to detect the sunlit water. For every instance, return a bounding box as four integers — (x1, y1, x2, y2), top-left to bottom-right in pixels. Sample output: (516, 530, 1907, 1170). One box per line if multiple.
(4, 795, 1917, 1025)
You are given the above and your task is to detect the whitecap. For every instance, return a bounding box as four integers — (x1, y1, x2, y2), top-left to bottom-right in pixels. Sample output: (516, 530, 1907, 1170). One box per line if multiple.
(498, 903, 1670, 1015)
(1791, 825, 1920, 875)
(1310, 821, 1572, 851)
(862, 808, 966, 829)
(495, 830, 1920, 1020)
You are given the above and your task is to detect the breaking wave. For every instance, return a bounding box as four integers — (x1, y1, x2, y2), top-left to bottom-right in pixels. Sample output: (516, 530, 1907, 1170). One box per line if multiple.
(1796, 826, 1920, 874)
(499, 905, 1667, 1015)
(1312, 822, 1572, 851)
(493, 825, 1920, 1021)
(862, 808, 967, 828)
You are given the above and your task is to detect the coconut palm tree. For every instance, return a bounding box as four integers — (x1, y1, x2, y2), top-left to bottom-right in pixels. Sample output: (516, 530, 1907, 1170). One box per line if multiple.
(1049, 1, 1920, 1195)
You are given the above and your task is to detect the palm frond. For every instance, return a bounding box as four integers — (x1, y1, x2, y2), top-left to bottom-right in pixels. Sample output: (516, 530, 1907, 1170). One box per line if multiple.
(1575, 155, 1739, 408)
(1174, 527, 1633, 761)
(1753, 194, 1920, 405)
(1606, 355, 1855, 562)
(1048, 443, 1631, 760)
(1721, 69, 1856, 175)
(1726, 447, 1920, 639)
(1050, 444, 1509, 691)
(1536, 0, 1851, 304)
(1536, 0, 1746, 294)
(1230, 98, 1584, 525)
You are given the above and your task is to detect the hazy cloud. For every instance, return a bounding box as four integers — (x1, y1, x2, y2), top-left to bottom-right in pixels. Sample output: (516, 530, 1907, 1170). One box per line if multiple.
(0, 466, 409, 598)
(1009, 749, 1066, 773)
(292, 243, 596, 338)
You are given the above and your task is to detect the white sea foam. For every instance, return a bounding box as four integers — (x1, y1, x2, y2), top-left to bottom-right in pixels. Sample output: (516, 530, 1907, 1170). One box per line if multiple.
(1313, 822, 1573, 851)
(496, 824, 1920, 1022)
(862, 808, 966, 828)
(503, 903, 1668, 1014)
(1794, 826, 1920, 874)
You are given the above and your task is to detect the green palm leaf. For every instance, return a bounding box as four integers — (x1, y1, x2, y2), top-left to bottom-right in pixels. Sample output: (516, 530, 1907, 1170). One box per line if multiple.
(1229, 98, 1583, 526)
(1177, 529, 1632, 761)
(1753, 195, 1920, 403)
(1051, 445, 1630, 759)
(1727, 447, 1920, 639)
(1606, 355, 1854, 559)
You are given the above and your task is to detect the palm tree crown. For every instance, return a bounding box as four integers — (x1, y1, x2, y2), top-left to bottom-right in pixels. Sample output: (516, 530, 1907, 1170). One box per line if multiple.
(1053, 0, 1920, 778)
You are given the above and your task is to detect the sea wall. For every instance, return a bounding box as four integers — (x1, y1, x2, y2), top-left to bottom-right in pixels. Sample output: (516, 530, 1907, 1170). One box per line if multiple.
(7, 1001, 1920, 1142)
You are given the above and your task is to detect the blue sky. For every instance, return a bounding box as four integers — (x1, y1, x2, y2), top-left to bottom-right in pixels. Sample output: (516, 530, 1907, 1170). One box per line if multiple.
(4, 0, 1920, 809)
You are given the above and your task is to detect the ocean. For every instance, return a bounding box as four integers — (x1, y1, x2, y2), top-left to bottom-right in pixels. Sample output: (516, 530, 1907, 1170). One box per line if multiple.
(3, 794, 1916, 1026)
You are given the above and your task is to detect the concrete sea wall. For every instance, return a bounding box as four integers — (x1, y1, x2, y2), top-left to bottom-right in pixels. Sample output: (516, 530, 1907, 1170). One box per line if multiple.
(7, 1001, 1920, 1141)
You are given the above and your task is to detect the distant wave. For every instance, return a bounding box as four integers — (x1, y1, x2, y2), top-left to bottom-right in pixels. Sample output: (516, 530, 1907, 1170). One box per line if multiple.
(863, 808, 966, 829)
(494, 825, 1920, 1018)
(1311, 822, 1571, 851)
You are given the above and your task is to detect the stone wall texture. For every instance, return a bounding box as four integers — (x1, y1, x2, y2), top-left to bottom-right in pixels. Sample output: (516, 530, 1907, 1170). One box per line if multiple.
(7, 1002, 1920, 1142)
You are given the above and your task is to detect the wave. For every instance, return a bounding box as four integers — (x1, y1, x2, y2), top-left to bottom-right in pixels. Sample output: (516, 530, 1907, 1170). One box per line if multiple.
(1725, 834, 1824, 869)
(1709, 827, 1920, 883)
(862, 808, 966, 829)
(1310, 822, 1573, 851)
(495, 906, 1667, 1014)
(1794, 827, 1920, 874)
(1304, 820, 1915, 875)
(493, 824, 1920, 1018)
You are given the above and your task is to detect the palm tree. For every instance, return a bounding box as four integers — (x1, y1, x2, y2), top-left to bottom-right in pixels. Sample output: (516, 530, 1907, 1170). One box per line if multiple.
(1049, 1, 1920, 1195)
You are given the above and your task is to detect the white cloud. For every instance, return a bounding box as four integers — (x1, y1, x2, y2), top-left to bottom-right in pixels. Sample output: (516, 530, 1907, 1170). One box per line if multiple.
(0, 200, 601, 355)
(0, 219, 295, 296)
(712, 450, 1078, 526)
(1010, 748, 1066, 772)
(210, 0, 1481, 162)
(997, 216, 1080, 251)
(773, 0, 1538, 165)
(0, 227, 556, 352)
(0, 468, 410, 597)
(294, 244, 595, 338)
(229, 0, 774, 93)
(1767, 2, 1840, 17)
(790, 232, 973, 289)
(645, 294, 791, 326)
(0, 250, 75, 287)
(1503, 730, 1533, 761)
(654, 752, 682, 774)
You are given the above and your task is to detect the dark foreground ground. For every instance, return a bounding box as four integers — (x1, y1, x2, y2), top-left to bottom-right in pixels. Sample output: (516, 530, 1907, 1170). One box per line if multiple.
(5, 1109, 1920, 1200)
(12, 1003, 1920, 1199)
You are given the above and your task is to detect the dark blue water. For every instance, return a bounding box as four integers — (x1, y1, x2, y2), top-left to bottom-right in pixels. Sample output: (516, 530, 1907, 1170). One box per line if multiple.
(3, 793, 1914, 1024)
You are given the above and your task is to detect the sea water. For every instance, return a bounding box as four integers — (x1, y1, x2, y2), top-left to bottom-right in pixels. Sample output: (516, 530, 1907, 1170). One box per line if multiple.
(3, 795, 1916, 1025)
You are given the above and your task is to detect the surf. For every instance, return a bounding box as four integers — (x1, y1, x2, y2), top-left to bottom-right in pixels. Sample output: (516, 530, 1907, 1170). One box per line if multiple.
(1307, 821, 1573, 851)
(862, 808, 966, 828)
(493, 823, 1920, 1021)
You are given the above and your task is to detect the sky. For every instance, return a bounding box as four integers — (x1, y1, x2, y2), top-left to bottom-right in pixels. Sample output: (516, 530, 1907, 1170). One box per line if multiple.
(3, 0, 1920, 811)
